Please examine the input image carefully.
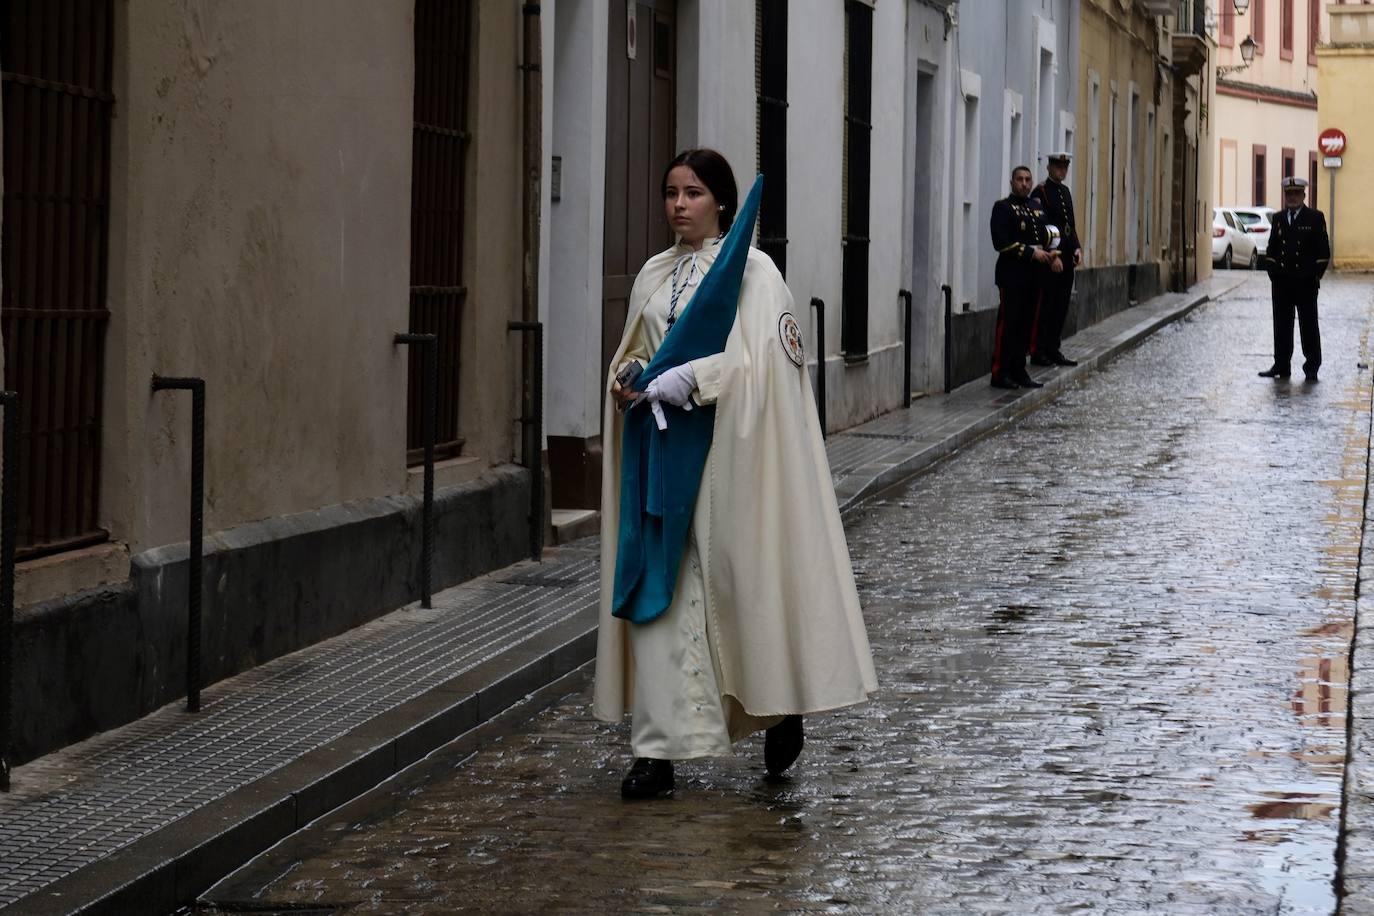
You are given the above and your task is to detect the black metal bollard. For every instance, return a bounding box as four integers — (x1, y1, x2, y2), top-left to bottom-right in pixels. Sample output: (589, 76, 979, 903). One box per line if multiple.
(0, 391, 17, 790)
(395, 334, 437, 609)
(941, 284, 953, 394)
(810, 297, 827, 438)
(508, 321, 544, 562)
(899, 289, 913, 409)
(151, 376, 205, 713)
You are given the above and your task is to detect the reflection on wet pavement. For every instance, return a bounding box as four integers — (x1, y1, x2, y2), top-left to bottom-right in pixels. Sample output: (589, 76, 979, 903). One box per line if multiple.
(204, 275, 1373, 914)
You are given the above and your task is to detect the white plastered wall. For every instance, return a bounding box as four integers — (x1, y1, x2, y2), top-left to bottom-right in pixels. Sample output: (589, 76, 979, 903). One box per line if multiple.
(544, 0, 608, 442)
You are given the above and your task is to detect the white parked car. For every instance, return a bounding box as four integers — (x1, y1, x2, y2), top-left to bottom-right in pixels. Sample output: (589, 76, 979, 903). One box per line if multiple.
(1231, 206, 1276, 266)
(1212, 207, 1258, 270)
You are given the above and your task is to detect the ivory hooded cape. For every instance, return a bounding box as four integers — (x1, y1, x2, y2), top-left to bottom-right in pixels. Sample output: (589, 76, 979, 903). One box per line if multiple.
(593, 234, 878, 723)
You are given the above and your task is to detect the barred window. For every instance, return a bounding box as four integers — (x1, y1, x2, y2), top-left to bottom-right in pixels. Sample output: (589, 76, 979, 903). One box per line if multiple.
(841, 0, 872, 359)
(755, 0, 788, 276)
(1, 0, 115, 558)
(408, 0, 472, 462)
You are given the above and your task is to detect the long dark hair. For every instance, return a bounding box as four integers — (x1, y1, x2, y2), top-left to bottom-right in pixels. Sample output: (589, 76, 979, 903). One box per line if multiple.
(661, 148, 739, 232)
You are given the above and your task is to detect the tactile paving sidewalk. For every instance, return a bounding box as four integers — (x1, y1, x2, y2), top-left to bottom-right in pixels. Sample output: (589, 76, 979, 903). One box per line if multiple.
(0, 276, 1243, 911)
(0, 546, 600, 908)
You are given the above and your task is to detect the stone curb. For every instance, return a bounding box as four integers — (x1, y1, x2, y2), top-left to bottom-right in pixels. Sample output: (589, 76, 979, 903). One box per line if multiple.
(835, 287, 1216, 513)
(5, 280, 1232, 916)
(1341, 374, 1374, 916)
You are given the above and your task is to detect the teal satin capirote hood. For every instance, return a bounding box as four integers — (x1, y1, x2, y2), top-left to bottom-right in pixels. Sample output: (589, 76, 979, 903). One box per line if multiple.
(611, 174, 763, 624)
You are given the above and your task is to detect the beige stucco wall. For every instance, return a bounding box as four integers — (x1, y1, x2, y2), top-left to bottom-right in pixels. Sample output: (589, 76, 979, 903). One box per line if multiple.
(1213, 93, 1318, 208)
(1076, 0, 1172, 276)
(86, 0, 526, 561)
(1214, 0, 1323, 89)
(103, 1, 417, 556)
(1318, 44, 1374, 269)
(1212, 0, 1323, 209)
(460, 0, 526, 472)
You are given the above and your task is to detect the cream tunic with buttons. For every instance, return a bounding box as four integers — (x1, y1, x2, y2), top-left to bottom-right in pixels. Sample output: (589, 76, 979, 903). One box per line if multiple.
(619, 241, 778, 759)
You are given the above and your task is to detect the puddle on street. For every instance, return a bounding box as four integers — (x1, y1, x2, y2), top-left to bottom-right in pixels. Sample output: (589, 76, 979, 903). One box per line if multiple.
(194, 277, 1373, 913)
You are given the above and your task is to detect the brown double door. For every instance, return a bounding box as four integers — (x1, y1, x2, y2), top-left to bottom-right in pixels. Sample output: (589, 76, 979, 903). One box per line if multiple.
(601, 0, 676, 378)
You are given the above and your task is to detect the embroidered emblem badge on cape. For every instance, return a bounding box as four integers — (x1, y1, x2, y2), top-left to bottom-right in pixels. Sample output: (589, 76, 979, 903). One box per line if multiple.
(778, 311, 805, 367)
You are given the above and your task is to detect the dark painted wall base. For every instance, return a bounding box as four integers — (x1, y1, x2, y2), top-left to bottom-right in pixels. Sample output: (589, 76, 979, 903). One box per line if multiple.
(946, 262, 1162, 390)
(13, 465, 531, 765)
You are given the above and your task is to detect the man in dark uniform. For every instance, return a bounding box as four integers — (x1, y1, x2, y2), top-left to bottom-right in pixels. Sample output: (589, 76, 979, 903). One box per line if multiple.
(989, 165, 1059, 389)
(1029, 151, 1083, 367)
(1260, 176, 1330, 381)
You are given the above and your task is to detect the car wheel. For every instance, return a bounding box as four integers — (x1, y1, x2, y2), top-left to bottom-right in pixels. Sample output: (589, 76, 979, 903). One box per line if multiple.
(1222, 247, 1232, 270)
(1249, 250, 1258, 270)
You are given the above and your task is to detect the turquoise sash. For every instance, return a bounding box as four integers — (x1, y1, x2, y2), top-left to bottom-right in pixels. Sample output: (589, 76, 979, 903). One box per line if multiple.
(611, 176, 763, 624)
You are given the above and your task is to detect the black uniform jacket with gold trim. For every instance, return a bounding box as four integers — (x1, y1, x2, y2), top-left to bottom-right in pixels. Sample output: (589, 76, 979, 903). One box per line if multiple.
(1266, 206, 1331, 284)
(1030, 179, 1081, 263)
(990, 194, 1048, 288)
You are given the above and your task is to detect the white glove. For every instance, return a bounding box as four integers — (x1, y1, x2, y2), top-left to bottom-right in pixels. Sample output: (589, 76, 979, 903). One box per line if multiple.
(643, 363, 696, 430)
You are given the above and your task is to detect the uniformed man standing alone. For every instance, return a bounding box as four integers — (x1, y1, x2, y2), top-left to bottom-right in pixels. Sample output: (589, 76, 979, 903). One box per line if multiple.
(1259, 176, 1330, 382)
(989, 165, 1060, 389)
(1030, 151, 1082, 367)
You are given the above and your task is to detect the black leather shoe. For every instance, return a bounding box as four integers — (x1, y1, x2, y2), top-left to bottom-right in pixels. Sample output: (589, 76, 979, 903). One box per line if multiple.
(621, 758, 674, 800)
(1258, 366, 1291, 379)
(1029, 353, 1055, 367)
(1305, 372, 1319, 382)
(1051, 352, 1079, 367)
(1012, 374, 1045, 389)
(765, 715, 804, 777)
(990, 376, 1020, 390)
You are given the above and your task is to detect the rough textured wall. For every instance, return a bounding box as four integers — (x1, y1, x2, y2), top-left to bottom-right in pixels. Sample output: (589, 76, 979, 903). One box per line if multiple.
(103, 0, 415, 554)
(459, 0, 524, 468)
(1076, 0, 1170, 269)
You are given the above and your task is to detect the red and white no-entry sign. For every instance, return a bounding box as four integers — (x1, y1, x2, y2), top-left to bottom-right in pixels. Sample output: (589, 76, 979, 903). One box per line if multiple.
(1319, 128, 1347, 156)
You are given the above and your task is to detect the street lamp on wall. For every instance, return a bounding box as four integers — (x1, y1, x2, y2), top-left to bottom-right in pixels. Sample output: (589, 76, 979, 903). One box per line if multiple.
(1217, 35, 1258, 78)
(1208, 0, 1253, 36)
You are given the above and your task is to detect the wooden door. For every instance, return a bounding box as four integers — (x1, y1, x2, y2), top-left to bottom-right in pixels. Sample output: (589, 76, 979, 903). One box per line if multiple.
(602, 0, 676, 377)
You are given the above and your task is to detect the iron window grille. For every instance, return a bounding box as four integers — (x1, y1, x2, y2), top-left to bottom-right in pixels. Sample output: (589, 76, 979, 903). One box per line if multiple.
(408, 0, 472, 464)
(841, 0, 872, 360)
(1, 0, 115, 559)
(755, 0, 788, 277)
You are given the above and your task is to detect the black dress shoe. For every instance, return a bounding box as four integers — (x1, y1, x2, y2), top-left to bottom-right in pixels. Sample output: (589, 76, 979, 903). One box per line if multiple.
(1258, 366, 1291, 378)
(1029, 353, 1055, 367)
(990, 376, 1020, 390)
(621, 758, 674, 800)
(1012, 374, 1044, 389)
(765, 715, 804, 777)
(1305, 372, 1319, 382)
(1051, 352, 1078, 367)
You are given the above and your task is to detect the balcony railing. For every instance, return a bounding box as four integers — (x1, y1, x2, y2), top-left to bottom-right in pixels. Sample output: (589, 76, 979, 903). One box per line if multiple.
(1175, 0, 1208, 37)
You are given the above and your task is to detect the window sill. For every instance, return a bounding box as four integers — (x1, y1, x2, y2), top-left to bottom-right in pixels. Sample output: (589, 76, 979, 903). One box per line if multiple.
(406, 455, 487, 498)
(16, 541, 130, 610)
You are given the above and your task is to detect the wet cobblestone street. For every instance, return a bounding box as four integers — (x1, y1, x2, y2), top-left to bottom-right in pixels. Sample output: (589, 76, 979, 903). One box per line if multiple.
(207, 274, 1374, 914)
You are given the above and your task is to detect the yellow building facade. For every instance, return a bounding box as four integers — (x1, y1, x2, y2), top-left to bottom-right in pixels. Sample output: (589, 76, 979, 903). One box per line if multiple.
(1317, 3, 1374, 269)
(1076, 0, 1212, 291)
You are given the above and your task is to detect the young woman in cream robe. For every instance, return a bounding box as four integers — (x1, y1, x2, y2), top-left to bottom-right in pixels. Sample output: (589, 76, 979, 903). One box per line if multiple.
(596, 149, 877, 799)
